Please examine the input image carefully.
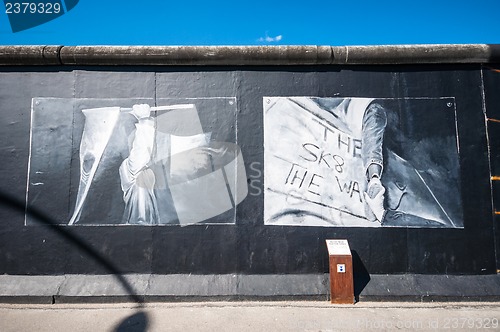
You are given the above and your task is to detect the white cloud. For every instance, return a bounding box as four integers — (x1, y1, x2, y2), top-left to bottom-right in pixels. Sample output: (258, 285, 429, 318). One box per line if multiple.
(258, 34, 283, 43)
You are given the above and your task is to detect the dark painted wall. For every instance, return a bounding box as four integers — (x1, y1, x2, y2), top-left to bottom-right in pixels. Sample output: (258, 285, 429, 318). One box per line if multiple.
(483, 65, 500, 271)
(0, 65, 497, 276)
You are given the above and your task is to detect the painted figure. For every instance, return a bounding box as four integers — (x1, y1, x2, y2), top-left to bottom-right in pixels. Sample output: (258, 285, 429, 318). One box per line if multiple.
(315, 98, 388, 223)
(360, 102, 387, 223)
(119, 104, 159, 224)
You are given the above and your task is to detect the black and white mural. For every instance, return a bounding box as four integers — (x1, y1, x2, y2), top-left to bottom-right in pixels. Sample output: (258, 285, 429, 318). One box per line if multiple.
(264, 97, 463, 228)
(26, 95, 464, 228)
(26, 97, 247, 226)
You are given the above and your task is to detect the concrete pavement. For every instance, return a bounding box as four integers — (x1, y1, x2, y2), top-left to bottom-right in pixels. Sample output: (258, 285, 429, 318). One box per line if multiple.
(0, 301, 499, 331)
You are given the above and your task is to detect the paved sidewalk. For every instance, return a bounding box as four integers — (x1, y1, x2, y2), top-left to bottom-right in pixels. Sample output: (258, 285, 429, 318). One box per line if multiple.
(0, 301, 499, 331)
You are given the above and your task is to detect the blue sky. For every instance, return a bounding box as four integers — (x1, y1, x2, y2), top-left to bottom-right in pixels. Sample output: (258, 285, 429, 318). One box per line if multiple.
(1, 0, 499, 45)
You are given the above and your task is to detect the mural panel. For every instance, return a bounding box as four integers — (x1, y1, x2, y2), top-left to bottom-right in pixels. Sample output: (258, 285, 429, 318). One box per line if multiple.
(264, 97, 463, 228)
(26, 97, 247, 226)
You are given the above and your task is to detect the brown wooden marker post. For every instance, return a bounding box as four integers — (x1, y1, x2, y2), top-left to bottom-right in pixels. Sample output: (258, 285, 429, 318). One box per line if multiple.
(326, 239, 354, 304)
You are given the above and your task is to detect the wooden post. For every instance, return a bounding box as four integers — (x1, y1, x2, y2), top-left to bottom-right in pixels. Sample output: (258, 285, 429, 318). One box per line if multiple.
(326, 239, 354, 304)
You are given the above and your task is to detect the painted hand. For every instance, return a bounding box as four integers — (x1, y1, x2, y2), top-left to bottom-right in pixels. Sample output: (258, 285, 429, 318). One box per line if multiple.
(131, 104, 151, 120)
(364, 177, 386, 222)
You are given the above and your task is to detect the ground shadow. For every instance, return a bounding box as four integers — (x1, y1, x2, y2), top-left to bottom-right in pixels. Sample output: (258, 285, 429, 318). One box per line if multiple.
(115, 311, 149, 332)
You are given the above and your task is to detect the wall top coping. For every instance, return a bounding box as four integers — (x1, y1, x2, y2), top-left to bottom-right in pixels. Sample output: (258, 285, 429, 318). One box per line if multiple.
(0, 44, 499, 66)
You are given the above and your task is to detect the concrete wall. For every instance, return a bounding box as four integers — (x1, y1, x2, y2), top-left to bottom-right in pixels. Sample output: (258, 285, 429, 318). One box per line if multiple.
(0, 45, 499, 300)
